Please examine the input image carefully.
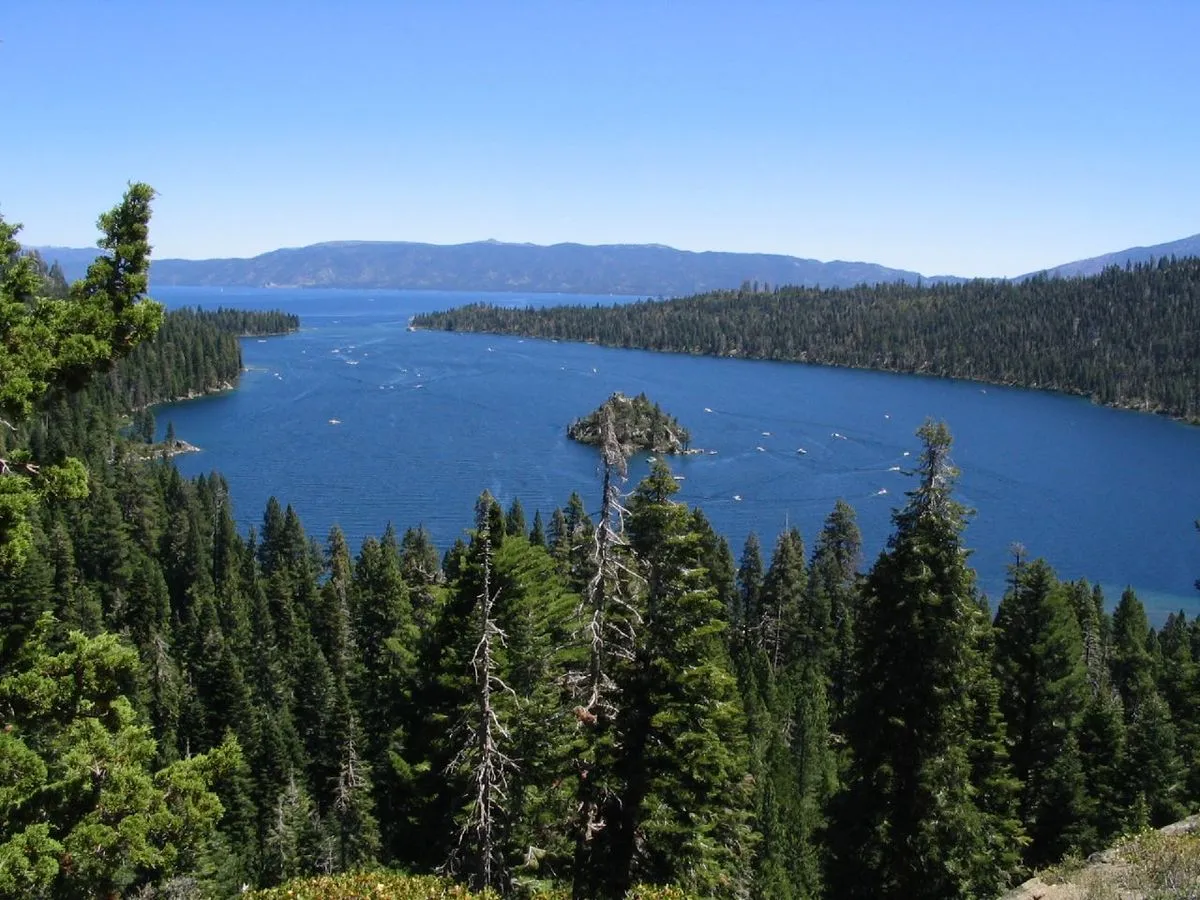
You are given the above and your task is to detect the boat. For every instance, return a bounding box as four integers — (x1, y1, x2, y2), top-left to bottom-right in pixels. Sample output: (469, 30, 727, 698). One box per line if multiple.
(797, 448, 807, 454)
(755, 446, 766, 452)
(328, 418, 341, 425)
(732, 494, 742, 502)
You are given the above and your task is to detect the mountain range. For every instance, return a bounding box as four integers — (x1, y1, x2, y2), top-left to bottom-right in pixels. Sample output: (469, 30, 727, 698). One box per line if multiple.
(31, 232, 1200, 296)
(1017, 233, 1200, 280)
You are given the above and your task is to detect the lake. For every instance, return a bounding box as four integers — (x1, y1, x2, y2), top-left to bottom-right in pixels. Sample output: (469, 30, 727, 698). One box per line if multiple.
(154, 286, 1200, 622)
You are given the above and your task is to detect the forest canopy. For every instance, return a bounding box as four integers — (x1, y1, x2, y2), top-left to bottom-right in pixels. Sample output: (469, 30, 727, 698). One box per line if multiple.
(414, 258, 1200, 421)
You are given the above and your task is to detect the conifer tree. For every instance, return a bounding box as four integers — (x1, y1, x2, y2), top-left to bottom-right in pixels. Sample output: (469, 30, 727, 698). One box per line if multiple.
(1110, 588, 1185, 825)
(1, 184, 163, 569)
(0, 619, 239, 898)
(808, 500, 862, 725)
(830, 421, 1022, 899)
(530, 509, 546, 547)
(993, 556, 1089, 866)
(734, 532, 764, 646)
(606, 460, 755, 899)
(505, 498, 528, 538)
(398, 523, 442, 633)
(350, 526, 418, 861)
(491, 534, 578, 892)
(1157, 611, 1200, 807)
(759, 528, 806, 673)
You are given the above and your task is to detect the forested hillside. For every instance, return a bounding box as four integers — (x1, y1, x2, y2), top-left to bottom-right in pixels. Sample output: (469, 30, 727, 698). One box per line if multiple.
(3, 191, 1198, 899)
(414, 258, 1200, 421)
(37, 239, 949, 295)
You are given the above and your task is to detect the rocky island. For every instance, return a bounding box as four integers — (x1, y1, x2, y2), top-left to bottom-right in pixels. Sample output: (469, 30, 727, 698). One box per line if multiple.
(568, 392, 692, 454)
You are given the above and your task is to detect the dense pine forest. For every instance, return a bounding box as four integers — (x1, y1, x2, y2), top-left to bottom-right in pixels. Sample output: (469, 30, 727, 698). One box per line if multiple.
(413, 260, 1200, 421)
(2, 189, 1198, 900)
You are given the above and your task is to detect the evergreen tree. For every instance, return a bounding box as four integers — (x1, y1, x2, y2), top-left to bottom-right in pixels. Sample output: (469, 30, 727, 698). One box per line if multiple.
(759, 528, 806, 673)
(529, 509, 546, 547)
(1157, 611, 1200, 807)
(0, 618, 239, 898)
(734, 532, 764, 646)
(504, 498, 527, 539)
(808, 500, 862, 726)
(830, 421, 1022, 899)
(350, 526, 418, 862)
(1110, 588, 1186, 825)
(993, 557, 1089, 866)
(1, 184, 163, 569)
(604, 460, 755, 899)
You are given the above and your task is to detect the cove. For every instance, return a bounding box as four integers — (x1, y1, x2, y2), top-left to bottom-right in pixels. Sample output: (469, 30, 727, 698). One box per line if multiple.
(154, 286, 1200, 621)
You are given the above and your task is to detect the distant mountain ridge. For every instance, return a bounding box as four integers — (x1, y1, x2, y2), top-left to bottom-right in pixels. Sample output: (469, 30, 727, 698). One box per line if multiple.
(32, 231, 1200, 295)
(32, 239, 959, 295)
(1021, 233, 1200, 279)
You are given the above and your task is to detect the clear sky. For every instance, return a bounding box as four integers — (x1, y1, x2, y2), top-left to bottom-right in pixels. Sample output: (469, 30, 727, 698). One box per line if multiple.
(3, 1, 1199, 277)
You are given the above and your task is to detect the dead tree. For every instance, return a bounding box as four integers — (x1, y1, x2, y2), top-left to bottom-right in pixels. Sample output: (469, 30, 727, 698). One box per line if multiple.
(572, 406, 641, 715)
(446, 506, 516, 892)
(568, 408, 643, 895)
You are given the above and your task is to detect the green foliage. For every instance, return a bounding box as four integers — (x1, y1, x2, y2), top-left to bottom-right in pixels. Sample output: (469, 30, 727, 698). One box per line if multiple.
(607, 460, 755, 899)
(0, 617, 239, 899)
(1, 184, 163, 567)
(830, 421, 1023, 899)
(4, 241, 1192, 900)
(247, 871, 702, 899)
(416, 257, 1200, 420)
(567, 392, 691, 453)
(994, 557, 1090, 866)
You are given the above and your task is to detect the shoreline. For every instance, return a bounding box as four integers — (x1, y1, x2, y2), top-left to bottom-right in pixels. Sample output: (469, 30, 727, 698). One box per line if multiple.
(413, 327, 1200, 426)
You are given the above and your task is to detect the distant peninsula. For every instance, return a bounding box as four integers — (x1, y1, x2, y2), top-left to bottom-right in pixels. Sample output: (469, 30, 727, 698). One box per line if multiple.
(568, 392, 692, 454)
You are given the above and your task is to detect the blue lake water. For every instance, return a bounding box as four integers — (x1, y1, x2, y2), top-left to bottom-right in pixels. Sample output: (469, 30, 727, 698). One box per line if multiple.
(155, 286, 1200, 622)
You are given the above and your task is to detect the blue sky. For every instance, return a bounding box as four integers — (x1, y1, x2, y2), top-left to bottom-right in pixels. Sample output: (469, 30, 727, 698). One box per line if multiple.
(3, 1, 1198, 277)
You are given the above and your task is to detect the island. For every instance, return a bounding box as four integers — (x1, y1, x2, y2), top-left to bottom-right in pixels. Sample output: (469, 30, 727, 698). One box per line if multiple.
(568, 392, 692, 454)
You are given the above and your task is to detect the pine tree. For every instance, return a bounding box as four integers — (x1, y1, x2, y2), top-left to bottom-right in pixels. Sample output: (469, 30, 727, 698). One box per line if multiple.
(605, 459, 755, 899)
(759, 528, 806, 673)
(491, 534, 578, 892)
(530, 510, 546, 547)
(830, 421, 1022, 899)
(1157, 611, 1200, 808)
(808, 500, 862, 726)
(350, 526, 418, 862)
(993, 556, 1089, 866)
(1111, 588, 1185, 825)
(734, 532, 764, 647)
(0, 618, 239, 898)
(505, 498, 528, 539)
